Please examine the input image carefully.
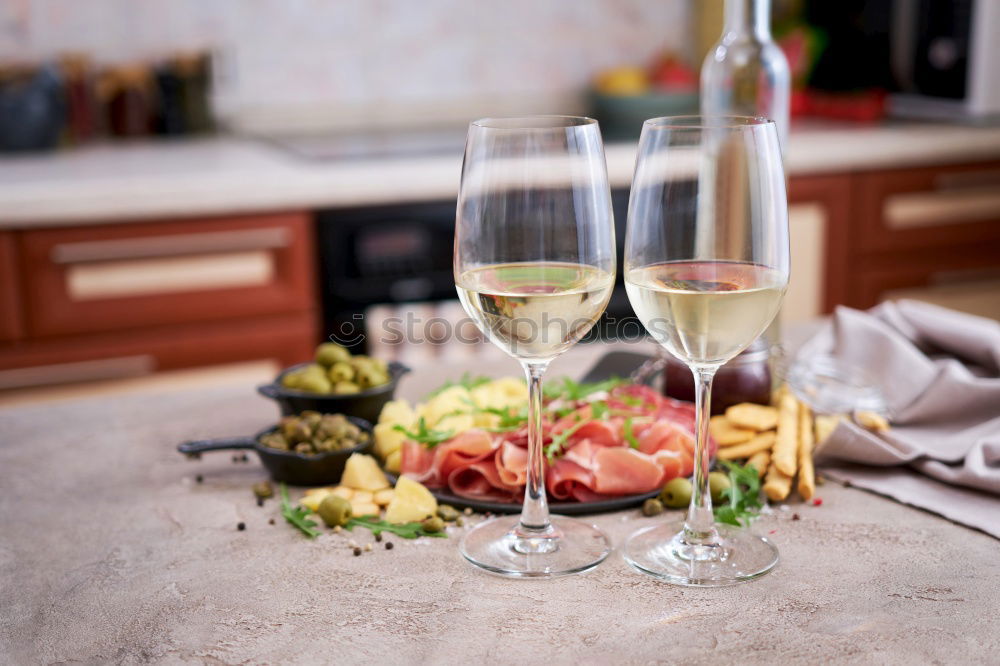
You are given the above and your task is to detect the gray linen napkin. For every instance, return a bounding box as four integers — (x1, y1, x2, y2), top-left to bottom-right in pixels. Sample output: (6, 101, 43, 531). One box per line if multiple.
(797, 300, 1000, 538)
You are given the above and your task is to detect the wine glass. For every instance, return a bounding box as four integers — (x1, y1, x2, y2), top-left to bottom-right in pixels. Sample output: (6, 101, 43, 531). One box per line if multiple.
(454, 116, 615, 577)
(623, 115, 789, 586)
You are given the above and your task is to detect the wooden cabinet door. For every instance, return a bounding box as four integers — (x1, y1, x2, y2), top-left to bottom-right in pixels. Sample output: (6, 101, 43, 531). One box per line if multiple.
(786, 174, 855, 318)
(0, 231, 24, 342)
(19, 212, 317, 337)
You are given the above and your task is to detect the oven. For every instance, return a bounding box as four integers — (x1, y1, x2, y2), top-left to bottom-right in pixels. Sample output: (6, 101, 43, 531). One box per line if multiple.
(315, 190, 636, 356)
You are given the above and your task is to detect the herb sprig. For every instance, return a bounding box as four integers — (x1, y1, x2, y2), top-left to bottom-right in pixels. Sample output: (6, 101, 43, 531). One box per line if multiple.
(425, 372, 493, 398)
(713, 460, 764, 527)
(345, 515, 448, 539)
(543, 376, 627, 402)
(623, 416, 639, 449)
(393, 417, 454, 448)
(280, 483, 321, 538)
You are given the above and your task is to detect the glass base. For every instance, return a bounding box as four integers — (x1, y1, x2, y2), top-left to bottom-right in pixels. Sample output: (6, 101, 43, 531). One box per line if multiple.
(624, 519, 778, 586)
(459, 515, 611, 578)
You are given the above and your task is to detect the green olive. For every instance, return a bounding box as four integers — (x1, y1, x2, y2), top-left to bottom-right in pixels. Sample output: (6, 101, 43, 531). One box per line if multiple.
(298, 374, 333, 394)
(437, 504, 460, 522)
(328, 362, 355, 383)
(318, 494, 352, 527)
(642, 498, 665, 517)
(316, 343, 351, 366)
(280, 371, 303, 389)
(659, 477, 693, 509)
(709, 471, 732, 504)
(421, 516, 445, 533)
(333, 381, 360, 395)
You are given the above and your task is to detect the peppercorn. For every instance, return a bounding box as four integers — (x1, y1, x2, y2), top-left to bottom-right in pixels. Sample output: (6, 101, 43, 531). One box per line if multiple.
(353, 547, 362, 556)
(385, 542, 394, 550)
(256, 497, 264, 507)
(237, 522, 246, 531)
(195, 474, 203, 484)
(374, 532, 382, 542)
(268, 518, 275, 525)
(791, 513, 801, 521)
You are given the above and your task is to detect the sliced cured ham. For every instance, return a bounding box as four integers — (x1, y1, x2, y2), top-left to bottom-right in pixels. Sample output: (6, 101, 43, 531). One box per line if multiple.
(547, 459, 596, 500)
(591, 447, 665, 494)
(397, 382, 705, 503)
(401, 429, 495, 486)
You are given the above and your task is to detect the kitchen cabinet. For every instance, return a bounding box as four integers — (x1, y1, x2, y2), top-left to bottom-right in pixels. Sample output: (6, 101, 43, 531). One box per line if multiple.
(850, 160, 1000, 319)
(0, 212, 320, 389)
(0, 231, 24, 342)
(784, 174, 853, 325)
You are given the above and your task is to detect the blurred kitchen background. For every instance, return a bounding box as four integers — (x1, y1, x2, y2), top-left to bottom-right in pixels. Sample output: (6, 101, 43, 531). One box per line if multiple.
(1, 0, 999, 405)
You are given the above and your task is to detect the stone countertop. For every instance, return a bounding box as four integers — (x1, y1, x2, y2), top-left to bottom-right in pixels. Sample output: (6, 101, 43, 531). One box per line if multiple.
(2, 121, 1000, 228)
(2, 350, 999, 665)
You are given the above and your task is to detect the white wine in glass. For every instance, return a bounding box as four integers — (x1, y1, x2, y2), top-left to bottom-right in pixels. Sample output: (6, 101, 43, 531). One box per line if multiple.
(623, 116, 790, 586)
(454, 116, 616, 577)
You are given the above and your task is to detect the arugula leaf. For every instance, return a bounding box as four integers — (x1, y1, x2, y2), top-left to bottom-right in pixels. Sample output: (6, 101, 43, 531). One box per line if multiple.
(280, 483, 321, 538)
(623, 416, 639, 449)
(544, 420, 589, 462)
(345, 515, 447, 539)
(590, 400, 610, 421)
(713, 460, 764, 527)
(542, 376, 627, 402)
(393, 417, 454, 448)
(425, 372, 493, 398)
(479, 404, 529, 432)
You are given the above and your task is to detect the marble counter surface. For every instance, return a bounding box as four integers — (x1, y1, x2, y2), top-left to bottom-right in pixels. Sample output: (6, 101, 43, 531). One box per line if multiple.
(2, 121, 1000, 228)
(2, 347, 999, 664)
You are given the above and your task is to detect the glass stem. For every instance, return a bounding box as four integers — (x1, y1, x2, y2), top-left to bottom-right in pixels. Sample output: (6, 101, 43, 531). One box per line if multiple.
(519, 361, 551, 532)
(684, 365, 719, 543)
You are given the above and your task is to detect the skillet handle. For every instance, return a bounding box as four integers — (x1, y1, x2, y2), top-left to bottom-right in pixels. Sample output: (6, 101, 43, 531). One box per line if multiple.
(257, 384, 280, 399)
(177, 437, 256, 456)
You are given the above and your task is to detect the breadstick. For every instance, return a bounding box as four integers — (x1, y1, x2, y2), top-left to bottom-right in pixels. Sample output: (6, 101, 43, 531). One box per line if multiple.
(746, 449, 771, 479)
(716, 431, 776, 460)
(772, 391, 799, 477)
(763, 462, 793, 501)
(797, 404, 816, 500)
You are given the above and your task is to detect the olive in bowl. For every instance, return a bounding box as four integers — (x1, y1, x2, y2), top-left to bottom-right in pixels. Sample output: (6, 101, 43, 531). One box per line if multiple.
(258, 343, 409, 423)
(177, 412, 374, 486)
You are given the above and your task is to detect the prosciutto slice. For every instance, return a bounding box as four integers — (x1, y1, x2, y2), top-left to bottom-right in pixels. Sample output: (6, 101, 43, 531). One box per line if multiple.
(398, 382, 710, 503)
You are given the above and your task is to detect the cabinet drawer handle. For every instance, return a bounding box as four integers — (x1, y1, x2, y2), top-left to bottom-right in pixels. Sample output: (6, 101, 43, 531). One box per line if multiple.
(0, 355, 155, 390)
(884, 187, 1000, 230)
(51, 228, 290, 264)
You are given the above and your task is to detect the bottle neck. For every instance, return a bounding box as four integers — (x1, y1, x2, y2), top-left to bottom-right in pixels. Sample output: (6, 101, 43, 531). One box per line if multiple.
(724, 0, 771, 42)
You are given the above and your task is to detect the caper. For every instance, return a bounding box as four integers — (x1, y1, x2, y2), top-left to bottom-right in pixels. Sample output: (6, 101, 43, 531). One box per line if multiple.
(421, 516, 445, 533)
(252, 481, 274, 499)
(659, 477, 693, 509)
(328, 362, 355, 383)
(294, 442, 313, 455)
(288, 420, 312, 444)
(642, 498, 665, 517)
(437, 504, 460, 522)
(709, 471, 731, 504)
(318, 494, 352, 527)
(300, 410, 323, 429)
(333, 381, 360, 395)
(316, 342, 351, 366)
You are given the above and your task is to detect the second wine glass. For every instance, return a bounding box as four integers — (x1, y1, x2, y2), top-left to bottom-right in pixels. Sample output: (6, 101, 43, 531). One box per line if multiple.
(454, 116, 616, 577)
(623, 115, 789, 586)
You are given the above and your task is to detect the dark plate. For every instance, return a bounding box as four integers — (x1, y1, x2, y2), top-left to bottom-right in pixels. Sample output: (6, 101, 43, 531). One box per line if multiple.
(386, 350, 665, 515)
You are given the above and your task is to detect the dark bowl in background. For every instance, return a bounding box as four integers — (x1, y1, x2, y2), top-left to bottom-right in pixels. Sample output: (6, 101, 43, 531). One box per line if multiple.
(177, 416, 374, 486)
(257, 361, 410, 423)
